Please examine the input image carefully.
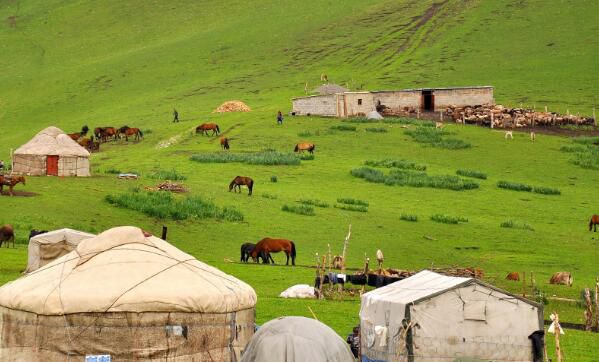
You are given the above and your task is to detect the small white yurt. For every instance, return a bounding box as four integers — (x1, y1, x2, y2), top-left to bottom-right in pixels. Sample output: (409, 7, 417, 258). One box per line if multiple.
(360, 270, 543, 362)
(240, 316, 355, 362)
(12, 126, 90, 176)
(0, 226, 257, 361)
(25, 228, 95, 273)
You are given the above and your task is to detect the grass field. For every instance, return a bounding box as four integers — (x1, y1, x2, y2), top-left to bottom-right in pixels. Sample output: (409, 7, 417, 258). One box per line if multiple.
(1, 0, 599, 359)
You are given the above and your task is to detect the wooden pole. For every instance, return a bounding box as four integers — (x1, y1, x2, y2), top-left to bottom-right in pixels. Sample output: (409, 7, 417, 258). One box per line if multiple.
(593, 108, 597, 127)
(327, 243, 332, 273)
(554, 312, 563, 362)
(595, 277, 599, 332)
(360, 255, 370, 295)
(545, 105, 548, 113)
(440, 110, 443, 122)
(522, 271, 526, 297)
(584, 288, 593, 331)
(161, 226, 168, 241)
(341, 224, 352, 271)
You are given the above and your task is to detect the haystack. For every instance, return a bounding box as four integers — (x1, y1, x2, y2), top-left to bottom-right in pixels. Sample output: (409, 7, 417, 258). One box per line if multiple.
(214, 100, 251, 113)
(0, 226, 257, 361)
(12, 126, 90, 177)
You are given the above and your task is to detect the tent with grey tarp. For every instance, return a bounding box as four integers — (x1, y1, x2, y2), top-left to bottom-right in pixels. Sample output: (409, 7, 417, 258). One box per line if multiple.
(366, 111, 383, 120)
(360, 270, 544, 362)
(240, 316, 355, 362)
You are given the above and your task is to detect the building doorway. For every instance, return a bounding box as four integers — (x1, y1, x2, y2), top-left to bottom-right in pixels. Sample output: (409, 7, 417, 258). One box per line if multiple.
(421, 90, 434, 111)
(47, 155, 58, 176)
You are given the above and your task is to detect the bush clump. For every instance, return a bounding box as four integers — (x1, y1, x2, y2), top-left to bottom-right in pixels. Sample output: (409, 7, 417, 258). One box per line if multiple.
(334, 204, 368, 212)
(271, 175, 278, 183)
(456, 169, 487, 180)
(190, 151, 301, 165)
(430, 214, 468, 224)
(337, 198, 369, 207)
(148, 169, 187, 181)
(298, 131, 312, 137)
(298, 199, 329, 208)
(400, 214, 418, 222)
(500, 220, 534, 231)
(533, 186, 561, 195)
(330, 124, 357, 131)
(106, 190, 243, 221)
(498, 181, 561, 195)
(365, 159, 426, 171)
(405, 127, 471, 149)
(365, 127, 388, 133)
(282, 204, 315, 216)
(351, 167, 478, 191)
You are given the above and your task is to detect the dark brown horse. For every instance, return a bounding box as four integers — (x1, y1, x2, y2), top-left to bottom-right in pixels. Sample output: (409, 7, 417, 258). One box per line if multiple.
(250, 238, 296, 265)
(78, 137, 100, 152)
(294, 142, 315, 154)
(68, 126, 89, 141)
(220, 137, 230, 150)
(0, 175, 25, 196)
(240, 242, 270, 263)
(0, 224, 14, 248)
(590, 215, 599, 232)
(118, 126, 143, 141)
(229, 176, 253, 196)
(196, 123, 220, 136)
(95, 127, 118, 142)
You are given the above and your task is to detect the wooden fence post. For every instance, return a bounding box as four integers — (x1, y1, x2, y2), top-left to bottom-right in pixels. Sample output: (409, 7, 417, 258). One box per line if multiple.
(595, 277, 599, 331)
(522, 271, 526, 297)
(440, 110, 443, 122)
(554, 312, 563, 362)
(341, 224, 352, 271)
(161, 226, 168, 240)
(593, 108, 597, 127)
(584, 288, 593, 331)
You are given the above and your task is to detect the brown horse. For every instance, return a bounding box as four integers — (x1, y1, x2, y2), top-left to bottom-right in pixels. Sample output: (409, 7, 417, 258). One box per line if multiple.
(0, 175, 25, 196)
(250, 238, 296, 265)
(229, 176, 253, 196)
(95, 127, 118, 142)
(68, 126, 89, 141)
(118, 126, 143, 141)
(590, 215, 599, 232)
(294, 142, 315, 154)
(220, 137, 230, 150)
(196, 123, 220, 136)
(0, 224, 14, 248)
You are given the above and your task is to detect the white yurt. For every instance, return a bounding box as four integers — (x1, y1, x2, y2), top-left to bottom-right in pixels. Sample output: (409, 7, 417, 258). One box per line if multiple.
(0, 226, 257, 361)
(25, 228, 95, 273)
(360, 270, 543, 362)
(240, 316, 355, 362)
(12, 126, 90, 176)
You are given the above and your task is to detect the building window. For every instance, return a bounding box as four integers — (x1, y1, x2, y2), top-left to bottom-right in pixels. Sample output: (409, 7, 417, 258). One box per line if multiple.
(358, 99, 362, 105)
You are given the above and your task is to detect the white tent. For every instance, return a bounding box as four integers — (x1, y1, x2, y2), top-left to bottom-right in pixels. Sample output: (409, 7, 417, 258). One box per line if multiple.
(240, 316, 354, 362)
(0, 226, 257, 361)
(360, 270, 543, 362)
(12, 126, 90, 176)
(25, 228, 95, 273)
(366, 111, 383, 120)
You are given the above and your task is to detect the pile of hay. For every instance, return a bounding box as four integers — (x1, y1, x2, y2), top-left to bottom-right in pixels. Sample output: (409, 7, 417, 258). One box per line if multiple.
(214, 101, 251, 113)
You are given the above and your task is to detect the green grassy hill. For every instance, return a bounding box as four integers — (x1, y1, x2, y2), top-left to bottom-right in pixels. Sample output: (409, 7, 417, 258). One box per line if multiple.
(1, 1, 599, 360)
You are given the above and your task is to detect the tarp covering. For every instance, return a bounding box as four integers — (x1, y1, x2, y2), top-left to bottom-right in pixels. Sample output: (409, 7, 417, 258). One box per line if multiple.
(25, 228, 95, 273)
(366, 111, 384, 120)
(360, 271, 542, 362)
(240, 316, 354, 362)
(0, 226, 257, 361)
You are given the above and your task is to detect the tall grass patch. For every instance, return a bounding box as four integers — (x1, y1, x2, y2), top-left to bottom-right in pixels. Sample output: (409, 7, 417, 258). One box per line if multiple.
(405, 127, 471, 149)
(190, 151, 301, 165)
(365, 159, 426, 171)
(497, 180, 560, 195)
(500, 220, 534, 231)
(351, 167, 478, 191)
(337, 198, 369, 207)
(298, 199, 329, 208)
(365, 127, 388, 133)
(330, 124, 357, 132)
(148, 169, 187, 180)
(105, 189, 243, 221)
(282, 204, 315, 216)
(334, 204, 368, 212)
(456, 169, 487, 180)
(430, 214, 468, 224)
(400, 214, 418, 222)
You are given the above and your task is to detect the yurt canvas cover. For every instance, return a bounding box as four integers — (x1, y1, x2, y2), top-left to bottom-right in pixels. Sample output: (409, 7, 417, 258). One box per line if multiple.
(240, 316, 354, 362)
(25, 228, 95, 273)
(0, 226, 257, 361)
(360, 271, 543, 362)
(12, 126, 90, 177)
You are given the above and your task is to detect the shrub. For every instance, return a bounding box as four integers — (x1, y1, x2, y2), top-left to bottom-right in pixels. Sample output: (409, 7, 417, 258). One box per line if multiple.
(405, 127, 471, 149)
(330, 124, 357, 131)
(282, 204, 315, 216)
(105, 190, 243, 221)
(560, 145, 587, 153)
(350, 167, 386, 183)
(334, 204, 368, 212)
(352, 167, 478, 191)
(572, 136, 599, 145)
(500, 220, 534, 231)
(298, 199, 329, 208)
(497, 181, 533, 192)
(104, 168, 122, 174)
(190, 151, 301, 165)
(570, 146, 599, 170)
(271, 175, 278, 183)
(400, 214, 418, 222)
(430, 214, 468, 224)
(299, 153, 315, 160)
(365, 159, 426, 171)
(337, 198, 369, 207)
(365, 127, 388, 133)
(456, 169, 487, 180)
(533, 186, 561, 195)
(148, 169, 186, 181)
(261, 193, 278, 199)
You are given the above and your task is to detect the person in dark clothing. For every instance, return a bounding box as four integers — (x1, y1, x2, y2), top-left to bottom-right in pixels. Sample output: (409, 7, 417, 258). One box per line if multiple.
(528, 330, 545, 362)
(346, 325, 360, 358)
(277, 111, 283, 125)
(173, 109, 179, 123)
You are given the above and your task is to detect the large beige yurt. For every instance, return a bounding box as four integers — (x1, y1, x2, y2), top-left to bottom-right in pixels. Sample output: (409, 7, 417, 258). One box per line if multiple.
(12, 126, 90, 176)
(0, 226, 257, 361)
(25, 228, 95, 273)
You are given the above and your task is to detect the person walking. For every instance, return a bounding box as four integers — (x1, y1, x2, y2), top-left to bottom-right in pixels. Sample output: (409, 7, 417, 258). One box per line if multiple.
(277, 111, 283, 125)
(173, 109, 179, 123)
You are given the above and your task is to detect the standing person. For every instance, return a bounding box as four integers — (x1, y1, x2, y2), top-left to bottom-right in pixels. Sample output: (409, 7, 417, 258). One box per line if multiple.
(277, 111, 283, 125)
(173, 109, 179, 123)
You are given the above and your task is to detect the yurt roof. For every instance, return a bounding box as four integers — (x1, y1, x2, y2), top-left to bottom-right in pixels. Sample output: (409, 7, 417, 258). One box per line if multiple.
(240, 316, 355, 362)
(29, 228, 95, 246)
(0, 226, 257, 315)
(14, 126, 90, 157)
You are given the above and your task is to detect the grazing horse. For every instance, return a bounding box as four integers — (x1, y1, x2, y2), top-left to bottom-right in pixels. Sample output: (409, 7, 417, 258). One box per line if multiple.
(220, 137, 230, 150)
(590, 215, 599, 232)
(95, 127, 118, 142)
(294, 143, 315, 154)
(196, 123, 220, 136)
(119, 126, 143, 141)
(0, 225, 14, 248)
(250, 238, 296, 266)
(0, 175, 25, 196)
(240, 242, 270, 263)
(229, 176, 253, 196)
(68, 126, 89, 141)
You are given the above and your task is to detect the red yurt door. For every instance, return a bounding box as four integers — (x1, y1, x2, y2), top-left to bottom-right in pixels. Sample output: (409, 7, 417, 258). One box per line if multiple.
(47, 155, 58, 176)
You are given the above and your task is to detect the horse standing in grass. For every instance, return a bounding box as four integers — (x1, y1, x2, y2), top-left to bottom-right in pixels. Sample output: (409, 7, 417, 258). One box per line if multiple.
(95, 127, 118, 142)
(118, 126, 143, 141)
(250, 238, 296, 266)
(240, 242, 270, 263)
(294, 143, 315, 154)
(229, 176, 253, 196)
(67, 125, 89, 141)
(0, 175, 25, 196)
(590, 215, 599, 232)
(220, 137, 230, 150)
(0, 224, 15, 248)
(196, 123, 220, 136)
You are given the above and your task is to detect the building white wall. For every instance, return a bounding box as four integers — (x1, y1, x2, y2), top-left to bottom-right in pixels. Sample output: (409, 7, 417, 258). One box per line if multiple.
(292, 95, 337, 116)
(434, 88, 494, 110)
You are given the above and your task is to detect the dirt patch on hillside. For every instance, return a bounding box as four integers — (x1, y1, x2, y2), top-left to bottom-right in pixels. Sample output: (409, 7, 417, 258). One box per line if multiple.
(6, 16, 17, 28)
(0, 190, 39, 197)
